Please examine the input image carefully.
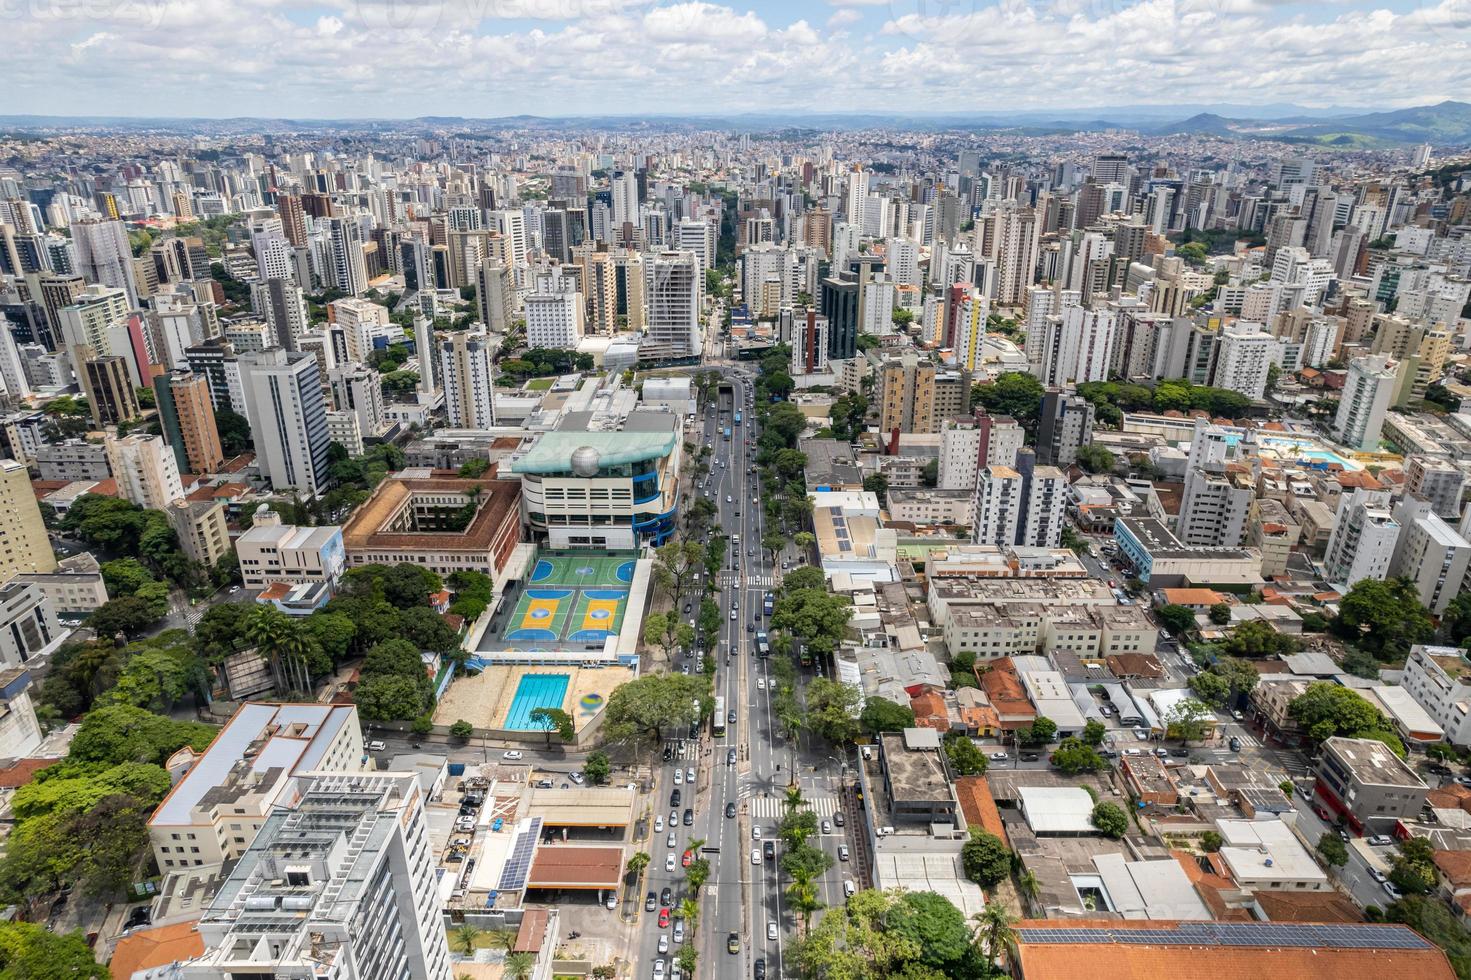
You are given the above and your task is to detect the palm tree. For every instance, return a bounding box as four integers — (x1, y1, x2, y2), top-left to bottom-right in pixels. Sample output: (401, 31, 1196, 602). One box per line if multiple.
(627, 851, 651, 879)
(783, 785, 806, 813)
(504, 951, 535, 980)
(678, 897, 701, 931)
(686, 837, 706, 855)
(487, 929, 517, 951)
(452, 924, 483, 954)
(786, 879, 823, 933)
(1017, 869, 1040, 908)
(973, 903, 1018, 974)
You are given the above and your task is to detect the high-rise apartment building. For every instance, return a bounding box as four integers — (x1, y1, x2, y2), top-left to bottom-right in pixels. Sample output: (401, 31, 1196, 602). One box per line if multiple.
(938, 414, 1024, 491)
(79, 354, 140, 426)
(1213, 321, 1276, 399)
(1333, 353, 1398, 451)
(439, 331, 496, 429)
(105, 432, 185, 510)
(277, 193, 308, 247)
(877, 353, 938, 435)
(645, 250, 701, 359)
(1035, 391, 1094, 467)
(239, 348, 331, 496)
(475, 256, 514, 333)
(1405, 455, 1465, 521)
(1324, 488, 1400, 587)
(972, 465, 1022, 546)
(0, 460, 55, 583)
(327, 216, 367, 296)
(71, 219, 139, 308)
(524, 270, 585, 350)
(1021, 465, 1068, 548)
(1391, 496, 1471, 615)
(182, 770, 452, 980)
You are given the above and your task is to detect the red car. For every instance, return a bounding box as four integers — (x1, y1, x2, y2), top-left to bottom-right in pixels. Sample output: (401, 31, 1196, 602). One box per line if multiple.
(658, 908, 670, 928)
(682, 850, 693, 867)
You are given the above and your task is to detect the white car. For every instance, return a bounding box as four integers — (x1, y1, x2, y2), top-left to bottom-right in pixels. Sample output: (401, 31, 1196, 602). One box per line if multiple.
(767, 922, 778, 942)
(674, 768, 683, 785)
(726, 495, 733, 503)
(752, 825, 762, 840)
(503, 750, 524, 761)
(751, 848, 761, 865)
(655, 816, 665, 833)
(989, 751, 1008, 762)
(667, 831, 676, 848)
(653, 959, 666, 977)
(569, 771, 584, 784)
(666, 853, 676, 873)
(730, 609, 737, 619)
(686, 768, 695, 784)
(366, 740, 386, 752)
(757, 678, 766, 690)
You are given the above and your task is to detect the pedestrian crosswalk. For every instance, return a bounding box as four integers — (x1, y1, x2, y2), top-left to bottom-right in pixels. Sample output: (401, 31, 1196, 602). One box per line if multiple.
(1231, 732, 1262, 748)
(744, 795, 840, 820)
(722, 572, 775, 588)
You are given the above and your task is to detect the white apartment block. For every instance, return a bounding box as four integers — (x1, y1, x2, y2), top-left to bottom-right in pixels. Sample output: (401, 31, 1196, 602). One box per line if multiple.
(645, 250, 702, 360)
(1323, 488, 1400, 587)
(439, 331, 496, 429)
(1403, 645, 1471, 747)
(182, 770, 452, 980)
(524, 272, 585, 350)
(972, 465, 1022, 547)
(1391, 497, 1471, 615)
(1212, 321, 1276, 400)
(148, 702, 366, 873)
(1334, 353, 1398, 451)
(1022, 466, 1068, 549)
(105, 432, 184, 508)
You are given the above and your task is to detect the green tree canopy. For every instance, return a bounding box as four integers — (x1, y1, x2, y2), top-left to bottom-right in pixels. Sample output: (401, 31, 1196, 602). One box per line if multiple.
(943, 734, 989, 776)
(1156, 603, 1198, 636)
(859, 696, 915, 735)
(1289, 681, 1405, 755)
(603, 673, 710, 743)
(1091, 801, 1129, 838)
(1334, 577, 1434, 661)
(961, 830, 1011, 886)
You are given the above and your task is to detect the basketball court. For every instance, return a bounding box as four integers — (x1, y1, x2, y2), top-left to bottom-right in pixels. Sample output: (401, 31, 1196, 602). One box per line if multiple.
(529, 554, 636, 589)
(499, 551, 635, 644)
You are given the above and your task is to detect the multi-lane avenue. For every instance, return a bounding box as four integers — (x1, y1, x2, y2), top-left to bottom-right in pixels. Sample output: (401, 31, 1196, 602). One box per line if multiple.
(628, 340, 862, 980)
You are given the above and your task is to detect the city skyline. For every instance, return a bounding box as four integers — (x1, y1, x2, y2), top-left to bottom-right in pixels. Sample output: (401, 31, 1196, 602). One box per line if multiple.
(7, 0, 1470, 119)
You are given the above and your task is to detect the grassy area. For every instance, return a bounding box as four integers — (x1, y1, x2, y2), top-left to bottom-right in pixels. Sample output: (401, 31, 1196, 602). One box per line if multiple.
(526, 377, 555, 391)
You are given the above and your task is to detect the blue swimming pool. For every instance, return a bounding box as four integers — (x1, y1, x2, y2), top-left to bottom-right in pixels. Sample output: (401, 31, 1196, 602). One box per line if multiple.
(504, 674, 571, 730)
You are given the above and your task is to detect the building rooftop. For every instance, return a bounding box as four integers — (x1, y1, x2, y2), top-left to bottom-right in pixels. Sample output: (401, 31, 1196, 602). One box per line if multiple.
(510, 426, 677, 474)
(526, 845, 624, 890)
(1216, 818, 1328, 884)
(150, 703, 354, 827)
(878, 731, 953, 803)
(1323, 736, 1427, 788)
(1017, 786, 1096, 834)
(341, 475, 520, 554)
(1012, 920, 1451, 980)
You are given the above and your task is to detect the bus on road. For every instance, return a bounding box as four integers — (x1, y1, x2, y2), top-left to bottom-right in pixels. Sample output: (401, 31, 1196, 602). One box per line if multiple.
(712, 696, 727, 737)
(734, 411, 743, 425)
(755, 631, 770, 657)
(723, 427, 732, 440)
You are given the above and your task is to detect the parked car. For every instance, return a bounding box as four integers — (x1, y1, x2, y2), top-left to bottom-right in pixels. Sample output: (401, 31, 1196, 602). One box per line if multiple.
(366, 740, 386, 752)
(502, 750, 523, 761)
(752, 848, 761, 864)
(989, 751, 1008, 762)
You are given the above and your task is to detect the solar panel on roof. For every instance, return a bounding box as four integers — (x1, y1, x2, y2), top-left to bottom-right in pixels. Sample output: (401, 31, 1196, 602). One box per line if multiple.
(1017, 923, 1431, 951)
(497, 817, 542, 891)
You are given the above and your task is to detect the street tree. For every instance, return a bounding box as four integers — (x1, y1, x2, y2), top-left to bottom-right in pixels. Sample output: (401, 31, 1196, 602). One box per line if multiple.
(961, 830, 1011, 886)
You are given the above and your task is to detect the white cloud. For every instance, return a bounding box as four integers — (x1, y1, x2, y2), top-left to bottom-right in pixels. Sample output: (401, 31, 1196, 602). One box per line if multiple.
(5, 0, 1470, 116)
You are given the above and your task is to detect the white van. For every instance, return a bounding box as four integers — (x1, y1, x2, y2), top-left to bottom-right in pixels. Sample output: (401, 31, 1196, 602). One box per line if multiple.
(843, 880, 856, 898)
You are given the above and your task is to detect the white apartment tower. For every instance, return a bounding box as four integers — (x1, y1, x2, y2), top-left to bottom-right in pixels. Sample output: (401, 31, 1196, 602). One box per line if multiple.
(105, 432, 184, 509)
(182, 772, 453, 980)
(645, 250, 702, 359)
(1333, 353, 1398, 451)
(1021, 465, 1068, 548)
(524, 270, 585, 350)
(325, 217, 367, 297)
(1324, 489, 1400, 588)
(972, 465, 1023, 547)
(238, 348, 332, 497)
(1213, 321, 1276, 399)
(439, 331, 496, 429)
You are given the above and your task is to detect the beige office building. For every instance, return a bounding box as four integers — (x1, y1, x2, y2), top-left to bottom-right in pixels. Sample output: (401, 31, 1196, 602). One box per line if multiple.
(0, 460, 55, 584)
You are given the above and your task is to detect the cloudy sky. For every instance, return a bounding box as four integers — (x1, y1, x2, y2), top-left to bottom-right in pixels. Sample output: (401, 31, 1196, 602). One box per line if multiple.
(6, 0, 1470, 118)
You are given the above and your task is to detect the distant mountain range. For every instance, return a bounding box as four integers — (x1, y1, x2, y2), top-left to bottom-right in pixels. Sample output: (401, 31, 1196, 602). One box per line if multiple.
(1147, 101, 1471, 146)
(1, 101, 1469, 144)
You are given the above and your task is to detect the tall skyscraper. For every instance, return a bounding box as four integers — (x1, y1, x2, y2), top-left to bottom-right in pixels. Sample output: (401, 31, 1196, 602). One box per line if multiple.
(972, 464, 1022, 546)
(611, 170, 640, 231)
(277, 192, 308, 247)
(71, 219, 139, 308)
(1333, 353, 1398, 451)
(524, 269, 584, 350)
(0, 460, 56, 583)
(645, 251, 701, 359)
(239, 348, 331, 496)
(439, 331, 496, 429)
(183, 772, 453, 980)
(154, 369, 224, 475)
(327, 217, 367, 296)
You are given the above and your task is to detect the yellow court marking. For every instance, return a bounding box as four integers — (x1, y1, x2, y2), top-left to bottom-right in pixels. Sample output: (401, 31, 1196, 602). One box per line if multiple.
(520, 596, 563, 631)
(579, 597, 622, 632)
